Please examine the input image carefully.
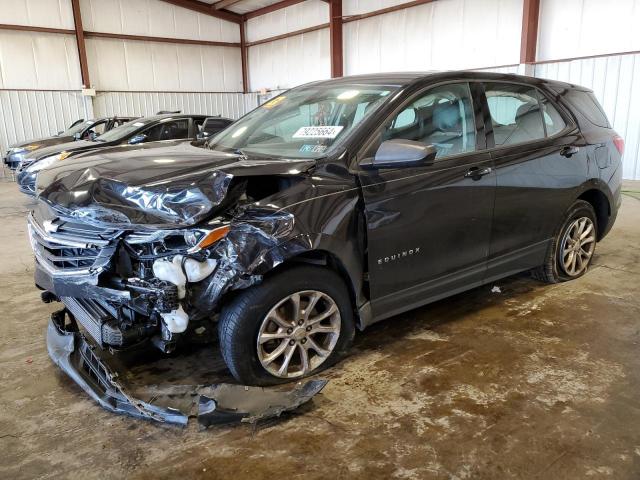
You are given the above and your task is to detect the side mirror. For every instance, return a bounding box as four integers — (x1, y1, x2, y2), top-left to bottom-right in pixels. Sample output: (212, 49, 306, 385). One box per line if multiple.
(73, 132, 82, 140)
(196, 131, 210, 141)
(128, 134, 147, 145)
(362, 139, 438, 169)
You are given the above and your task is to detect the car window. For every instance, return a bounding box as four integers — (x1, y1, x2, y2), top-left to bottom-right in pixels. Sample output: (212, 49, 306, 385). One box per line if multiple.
(202, 119, 231, 135)
(91, 121, 107, 135)
(538, 95, 567, 136)
(208, 84, 398, 159)
(564, 90, 610, 128)
(143, 119, 190, 141)
(383, 83, 476, 160)
(80, 120, 107, 140)
(484, 83, 546, 147)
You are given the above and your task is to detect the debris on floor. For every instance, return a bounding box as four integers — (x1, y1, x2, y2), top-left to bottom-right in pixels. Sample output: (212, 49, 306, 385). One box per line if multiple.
(47, 308, 327, 427)
(491, 286, 502, 294)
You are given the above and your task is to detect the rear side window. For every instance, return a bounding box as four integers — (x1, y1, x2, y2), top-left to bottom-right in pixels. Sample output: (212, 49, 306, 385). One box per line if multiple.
(565, 90, 610, 128)
(484, 83, 545, 146)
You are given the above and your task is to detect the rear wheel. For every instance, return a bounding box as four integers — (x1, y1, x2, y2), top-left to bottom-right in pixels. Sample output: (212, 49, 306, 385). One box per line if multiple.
(533, 200, 597, 283)
(218, 265, 355, 386)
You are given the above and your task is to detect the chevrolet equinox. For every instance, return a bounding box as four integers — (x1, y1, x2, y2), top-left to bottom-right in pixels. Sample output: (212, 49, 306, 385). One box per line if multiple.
(31, 72, 622, 388)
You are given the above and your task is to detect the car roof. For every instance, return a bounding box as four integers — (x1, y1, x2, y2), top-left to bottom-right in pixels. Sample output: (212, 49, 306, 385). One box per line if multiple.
(300, 70, 581, 92)
(126, 114, 210, 125)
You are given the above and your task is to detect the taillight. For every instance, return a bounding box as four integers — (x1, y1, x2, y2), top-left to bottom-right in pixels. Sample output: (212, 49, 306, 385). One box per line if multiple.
(613, 134, 625, 155)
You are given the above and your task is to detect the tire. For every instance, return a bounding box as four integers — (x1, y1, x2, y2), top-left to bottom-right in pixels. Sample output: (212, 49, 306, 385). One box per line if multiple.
(532, 199, 598, 284)
(218, 265, 356, 386)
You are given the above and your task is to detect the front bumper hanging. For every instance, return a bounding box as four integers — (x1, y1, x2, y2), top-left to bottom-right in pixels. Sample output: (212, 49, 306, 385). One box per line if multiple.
(47, 309, 327, 427)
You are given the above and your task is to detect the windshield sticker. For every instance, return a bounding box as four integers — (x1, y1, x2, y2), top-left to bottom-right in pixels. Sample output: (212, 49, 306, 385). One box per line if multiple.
(299, 144, 327, 153)
(293, 126, 344, 139)
(262, 96, 286, 109)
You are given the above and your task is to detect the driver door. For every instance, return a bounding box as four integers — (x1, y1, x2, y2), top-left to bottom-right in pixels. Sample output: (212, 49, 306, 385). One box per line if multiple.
(357, 82, 495, 321)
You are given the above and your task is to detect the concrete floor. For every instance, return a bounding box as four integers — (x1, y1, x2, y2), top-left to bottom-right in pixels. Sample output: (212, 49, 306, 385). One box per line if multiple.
(1, 178, 640, 480)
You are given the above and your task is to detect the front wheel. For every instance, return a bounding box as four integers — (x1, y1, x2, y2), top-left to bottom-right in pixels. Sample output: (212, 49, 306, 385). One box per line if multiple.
(218, 265, 355, 386)
(533, 199, 598, 283)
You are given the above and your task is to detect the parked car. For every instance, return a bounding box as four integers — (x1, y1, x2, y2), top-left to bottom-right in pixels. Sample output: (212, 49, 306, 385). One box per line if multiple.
(31, 72, 622, 399)
(192, 116, 235, 147)
(16, 114, 231, 195)
(3, 117, 135, 170)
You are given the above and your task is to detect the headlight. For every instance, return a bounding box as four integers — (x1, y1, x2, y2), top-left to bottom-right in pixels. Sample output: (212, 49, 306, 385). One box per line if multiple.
(125, 224, 230, 254)
(25, 151, 70, 173)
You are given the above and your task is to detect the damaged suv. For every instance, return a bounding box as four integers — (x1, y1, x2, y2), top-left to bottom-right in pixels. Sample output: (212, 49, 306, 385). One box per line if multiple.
(32, 72, 622, 388)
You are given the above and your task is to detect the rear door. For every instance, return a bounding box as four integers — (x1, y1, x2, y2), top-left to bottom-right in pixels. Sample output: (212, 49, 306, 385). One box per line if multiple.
(357, 81, 495, 321)
(481, 82, 587, 282)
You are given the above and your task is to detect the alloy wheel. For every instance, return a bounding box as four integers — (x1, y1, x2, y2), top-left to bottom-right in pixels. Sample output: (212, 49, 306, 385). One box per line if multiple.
(257, 290, 341, 379)
(560, 216, 596, 277)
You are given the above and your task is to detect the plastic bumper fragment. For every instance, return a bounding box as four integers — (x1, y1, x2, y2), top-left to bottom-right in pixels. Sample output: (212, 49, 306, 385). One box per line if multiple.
(47, 309, 327, 427)
(197, 380, 328, 427)
(47, 310, 188, 425)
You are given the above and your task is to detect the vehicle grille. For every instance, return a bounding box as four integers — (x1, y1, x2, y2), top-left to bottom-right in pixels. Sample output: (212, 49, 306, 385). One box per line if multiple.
(28, 212, 121, 276)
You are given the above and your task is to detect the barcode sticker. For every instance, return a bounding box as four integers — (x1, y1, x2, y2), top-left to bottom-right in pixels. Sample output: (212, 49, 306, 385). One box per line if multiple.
(293, 126, 344, 139)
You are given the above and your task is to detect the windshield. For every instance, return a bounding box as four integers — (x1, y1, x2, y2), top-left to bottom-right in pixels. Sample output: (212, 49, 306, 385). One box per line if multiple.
(59, 120, 94, 137)
(208, 84, 399, 158)
(95, 120, 147, 142)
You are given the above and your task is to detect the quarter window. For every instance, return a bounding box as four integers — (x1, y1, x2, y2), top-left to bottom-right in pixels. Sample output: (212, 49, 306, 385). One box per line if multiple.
(383, 83, 476, 159)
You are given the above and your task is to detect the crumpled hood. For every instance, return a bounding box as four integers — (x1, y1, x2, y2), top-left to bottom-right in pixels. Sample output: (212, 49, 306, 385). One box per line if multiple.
(24, 140, 96, 162)
(36, 142, 316, 229)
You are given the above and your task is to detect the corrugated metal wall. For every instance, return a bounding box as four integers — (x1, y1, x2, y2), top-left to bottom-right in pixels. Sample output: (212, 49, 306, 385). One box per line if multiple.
(534, 54, 640, 180)
(0, 90, 91, 154)
(92, 91, 258, 120)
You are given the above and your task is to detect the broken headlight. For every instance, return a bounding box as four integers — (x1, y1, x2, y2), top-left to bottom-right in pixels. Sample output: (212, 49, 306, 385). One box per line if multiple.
(125, 223, 230, 256)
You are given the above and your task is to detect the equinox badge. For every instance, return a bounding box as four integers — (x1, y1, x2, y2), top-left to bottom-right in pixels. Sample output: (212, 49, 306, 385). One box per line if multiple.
(377, 247, 421, 265)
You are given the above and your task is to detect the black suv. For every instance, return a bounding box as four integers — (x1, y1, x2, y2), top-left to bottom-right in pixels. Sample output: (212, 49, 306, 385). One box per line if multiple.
(3, 117, 135, 170)
(16, 114, 232, 195)
(31, 72, 622, 393)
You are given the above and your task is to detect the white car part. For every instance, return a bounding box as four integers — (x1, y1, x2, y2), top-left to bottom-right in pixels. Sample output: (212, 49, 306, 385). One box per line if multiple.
(160, 305, 189, 333)
(152, 255, 217, 299)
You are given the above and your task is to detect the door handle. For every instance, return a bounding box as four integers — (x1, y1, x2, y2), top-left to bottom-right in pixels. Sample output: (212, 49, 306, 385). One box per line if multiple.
(561, 145, 579, 158)
(464, 166, 492, 180)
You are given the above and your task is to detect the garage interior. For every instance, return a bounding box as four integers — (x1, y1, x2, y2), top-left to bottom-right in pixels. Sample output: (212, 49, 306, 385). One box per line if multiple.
(1, 0, 640, 479)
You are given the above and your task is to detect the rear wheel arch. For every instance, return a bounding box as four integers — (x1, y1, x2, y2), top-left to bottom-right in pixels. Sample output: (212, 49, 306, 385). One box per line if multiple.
(577, 188, 610, 240)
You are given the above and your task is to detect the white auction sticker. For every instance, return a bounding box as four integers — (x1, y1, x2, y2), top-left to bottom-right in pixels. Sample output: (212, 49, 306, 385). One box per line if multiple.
(293, 126, 344, 139)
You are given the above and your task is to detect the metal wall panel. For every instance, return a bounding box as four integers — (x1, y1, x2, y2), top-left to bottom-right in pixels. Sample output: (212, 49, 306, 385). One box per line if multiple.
(0, 31, 82, 90)
(246, 0, 328, 42)
(248, 28, 330, 91)
(85, 38, 243, 92)
(79, 0, 240, 42)
(343, 0, 523, 75)
(534, 54, 640, 180)
(0, 0, 74, 29)
(538, 0, 640, 62)
(92, 91, 258, 120)
(0, 89, 91, 154)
